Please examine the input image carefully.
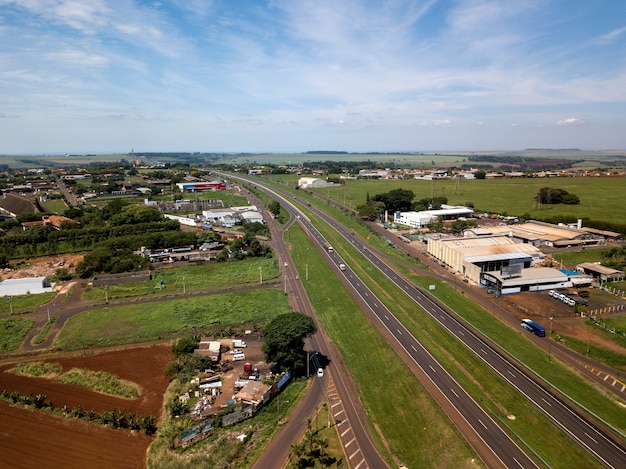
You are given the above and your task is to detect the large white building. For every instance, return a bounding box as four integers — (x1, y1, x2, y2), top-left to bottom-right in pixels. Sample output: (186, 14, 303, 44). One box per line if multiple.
(0, 277, 53, 297)
(394, 205, 474, 228)
(297, 177, 330, 189)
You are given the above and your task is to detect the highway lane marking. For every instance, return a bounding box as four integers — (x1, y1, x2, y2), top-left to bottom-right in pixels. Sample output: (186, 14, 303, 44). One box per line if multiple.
(458, 330, 464, 336)
(513, 457, 524, 468)
(353, 459, 366, 469)
(450, 388, 459, 398)
(541, 397, 552, 407)
(585, 432, 598, 444)
(345, 437, 356, 447)
(341, 428, 351, 437)
(480, 348, 487, 355)
(604, 374, 609, 381)
(478, 419, 488, 430)
(397, 329, 402, 335)
(411, 345, 417, 352)
(507, 370, 516, 378)
(384, 315, 389, 321)
(429, 365, 436, 373)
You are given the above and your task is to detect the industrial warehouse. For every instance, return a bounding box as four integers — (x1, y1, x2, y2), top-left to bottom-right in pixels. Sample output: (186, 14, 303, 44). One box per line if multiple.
(413, 217, 620, 295)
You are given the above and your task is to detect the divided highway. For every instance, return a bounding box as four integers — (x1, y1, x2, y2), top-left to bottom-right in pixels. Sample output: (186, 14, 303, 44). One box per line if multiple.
(227, 174, 626, 468)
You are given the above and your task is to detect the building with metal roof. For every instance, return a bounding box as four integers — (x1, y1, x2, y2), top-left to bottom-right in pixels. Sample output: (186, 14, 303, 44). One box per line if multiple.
(482, 267, 572, 295)
(0, 277, 53, 297)
(394, 205, 474, 229)
(575, 263, 624, 282)
(297, 177, 330, 188)
(464, 220, 605, 247)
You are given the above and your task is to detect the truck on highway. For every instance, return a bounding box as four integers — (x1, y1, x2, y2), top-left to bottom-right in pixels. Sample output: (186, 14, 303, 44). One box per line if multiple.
(521, 319, 545, 337)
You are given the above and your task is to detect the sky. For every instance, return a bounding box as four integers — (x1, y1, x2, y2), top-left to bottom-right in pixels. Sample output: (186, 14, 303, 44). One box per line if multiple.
(1, 0, 625, 154)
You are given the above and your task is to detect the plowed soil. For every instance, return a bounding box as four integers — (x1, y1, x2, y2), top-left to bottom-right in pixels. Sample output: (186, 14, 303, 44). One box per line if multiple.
(0, 344, 174, 469)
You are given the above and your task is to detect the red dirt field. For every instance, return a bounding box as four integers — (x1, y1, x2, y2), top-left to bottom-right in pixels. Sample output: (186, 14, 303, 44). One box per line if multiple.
(0, 343, 174, 469)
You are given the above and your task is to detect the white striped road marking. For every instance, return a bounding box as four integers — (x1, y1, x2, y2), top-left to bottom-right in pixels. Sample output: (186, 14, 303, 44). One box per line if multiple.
(478, 419, 488, 430)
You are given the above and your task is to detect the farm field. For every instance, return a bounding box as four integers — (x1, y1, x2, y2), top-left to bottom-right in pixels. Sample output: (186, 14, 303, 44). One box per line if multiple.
(0, 344, 173, 469)
(308, 176, 626, 225)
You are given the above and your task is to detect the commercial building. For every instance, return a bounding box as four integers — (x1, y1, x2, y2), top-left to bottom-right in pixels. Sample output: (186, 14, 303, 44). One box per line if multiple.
(575, 263, 625, 282)
(0, 277, 53, 297)
(297, 177, 330, 189)
(393, 205, 474, 229)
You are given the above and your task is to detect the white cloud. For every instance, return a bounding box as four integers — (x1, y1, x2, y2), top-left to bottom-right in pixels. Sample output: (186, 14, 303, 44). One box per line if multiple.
(556, 118, 584, 126)
(596, 25, 626, 44)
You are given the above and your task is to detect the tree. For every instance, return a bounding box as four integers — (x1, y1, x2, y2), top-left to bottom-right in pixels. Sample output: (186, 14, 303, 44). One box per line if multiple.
(172, 336, 198, 356)
(371, 188, 414, 212)
(262, 313, 317, 375)
(268, 200, 281, 217)
(474, 169, 486, 179)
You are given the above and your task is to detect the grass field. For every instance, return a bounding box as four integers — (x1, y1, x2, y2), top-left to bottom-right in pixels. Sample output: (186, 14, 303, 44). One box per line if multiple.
(0, 292, 56, 315)
(304, 176, 626, 225)
(55, 289, 291, 350)
(40, 198, 68, 214)
(0, 317, 35, 351)
(82, 258, 280, 301)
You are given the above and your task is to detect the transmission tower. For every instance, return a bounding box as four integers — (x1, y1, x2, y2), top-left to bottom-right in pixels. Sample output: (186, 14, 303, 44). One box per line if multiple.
(453, 174, 462, 195)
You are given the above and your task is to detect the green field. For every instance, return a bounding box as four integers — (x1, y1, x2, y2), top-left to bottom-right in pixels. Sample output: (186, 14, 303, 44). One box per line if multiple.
(0, 317, 35, 351)
(306, 176, 626, 225)
(55, 289, 291, 350)
(39, 198, 68, 214)
(0, 292, 57, 315)
(83, 258, 280, 301)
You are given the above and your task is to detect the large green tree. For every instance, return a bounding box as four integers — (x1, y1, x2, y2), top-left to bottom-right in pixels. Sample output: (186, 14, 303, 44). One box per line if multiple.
(371, 188, 414, 212)
(262, 312, 317, 375)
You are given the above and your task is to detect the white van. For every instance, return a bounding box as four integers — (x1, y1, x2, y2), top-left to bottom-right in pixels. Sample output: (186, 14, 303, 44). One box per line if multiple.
(232, 353, 246, 361)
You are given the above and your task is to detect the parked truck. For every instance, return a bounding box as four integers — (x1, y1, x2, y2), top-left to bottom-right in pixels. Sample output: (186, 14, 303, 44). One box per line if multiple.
(233, 339, 247, 348)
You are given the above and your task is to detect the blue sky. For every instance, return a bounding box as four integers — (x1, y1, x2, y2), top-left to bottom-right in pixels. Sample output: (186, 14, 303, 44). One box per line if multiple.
(1, 0, 625, 154)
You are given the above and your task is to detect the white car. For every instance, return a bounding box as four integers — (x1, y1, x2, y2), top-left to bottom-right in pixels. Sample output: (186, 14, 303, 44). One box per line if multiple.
(317, 368, 324, 378)
(283, 262, 288, 267)
(230, 349, 241, 355)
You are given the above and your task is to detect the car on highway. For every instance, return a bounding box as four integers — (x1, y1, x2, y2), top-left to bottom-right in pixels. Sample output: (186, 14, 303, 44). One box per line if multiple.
(317, 368, 324, 378)
(283, 262, 288, 267)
